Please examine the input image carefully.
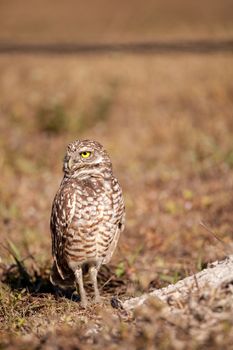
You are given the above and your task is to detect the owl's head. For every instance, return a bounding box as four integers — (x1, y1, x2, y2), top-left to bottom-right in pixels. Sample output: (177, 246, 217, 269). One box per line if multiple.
(63, 139, 112, 177)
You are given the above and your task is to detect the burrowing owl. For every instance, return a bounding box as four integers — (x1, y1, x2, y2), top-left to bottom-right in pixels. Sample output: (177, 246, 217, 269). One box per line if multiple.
(50, 139, 125, 307)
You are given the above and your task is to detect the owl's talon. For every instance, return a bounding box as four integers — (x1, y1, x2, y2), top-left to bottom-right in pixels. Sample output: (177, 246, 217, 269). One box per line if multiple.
(94, 295, 101, 303)
(80, 298, 88, 308)
(91, 295, 104, 305)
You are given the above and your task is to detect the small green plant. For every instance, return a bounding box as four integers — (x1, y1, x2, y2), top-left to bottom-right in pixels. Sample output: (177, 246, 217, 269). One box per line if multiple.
(159, 271, 181, 284)
(115, 262, 125, 278)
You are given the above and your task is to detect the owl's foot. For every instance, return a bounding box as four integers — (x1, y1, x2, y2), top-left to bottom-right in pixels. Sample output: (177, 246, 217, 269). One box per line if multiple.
(92, 294, 105, 306)
(94, 294, 101, 304)
(80, 296, 88, 308)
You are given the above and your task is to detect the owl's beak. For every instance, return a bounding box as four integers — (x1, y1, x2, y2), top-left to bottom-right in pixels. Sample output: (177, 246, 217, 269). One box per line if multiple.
(68, 158, 73, 170)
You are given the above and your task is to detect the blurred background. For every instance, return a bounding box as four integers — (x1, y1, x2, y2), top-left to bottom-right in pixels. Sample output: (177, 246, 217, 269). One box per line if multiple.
(0, 0, 233, 313)
(1, 0, 233, 43)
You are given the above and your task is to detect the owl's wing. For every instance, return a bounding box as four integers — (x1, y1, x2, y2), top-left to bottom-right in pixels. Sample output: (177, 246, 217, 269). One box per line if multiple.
(50, 185, 76, 280)
(102, 182, 125, 264)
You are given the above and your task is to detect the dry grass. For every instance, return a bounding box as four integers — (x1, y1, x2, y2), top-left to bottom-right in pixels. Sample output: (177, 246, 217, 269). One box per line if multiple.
(0, 51, 233, 348)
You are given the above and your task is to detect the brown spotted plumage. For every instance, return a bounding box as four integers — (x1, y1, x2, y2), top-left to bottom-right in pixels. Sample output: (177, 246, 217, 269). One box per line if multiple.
(50, 139, 125, 307)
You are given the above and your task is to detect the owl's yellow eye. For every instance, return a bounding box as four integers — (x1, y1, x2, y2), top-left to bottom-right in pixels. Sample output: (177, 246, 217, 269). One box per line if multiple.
(80, 151, 91, 159)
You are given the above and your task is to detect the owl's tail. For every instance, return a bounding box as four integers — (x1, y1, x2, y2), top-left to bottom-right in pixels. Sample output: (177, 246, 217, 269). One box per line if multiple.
(50, 262, 75, 288)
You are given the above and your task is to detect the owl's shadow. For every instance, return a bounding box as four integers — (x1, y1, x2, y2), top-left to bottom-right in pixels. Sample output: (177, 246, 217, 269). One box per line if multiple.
(1, 254, 66, 297)
(1, 253, 126, 302)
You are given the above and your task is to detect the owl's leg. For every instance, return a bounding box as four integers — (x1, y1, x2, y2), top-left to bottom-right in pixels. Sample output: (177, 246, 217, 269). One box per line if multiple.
(89, 265, 100, 303)
(74, 267, 87, 308)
